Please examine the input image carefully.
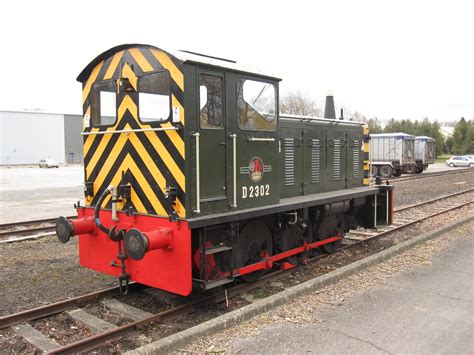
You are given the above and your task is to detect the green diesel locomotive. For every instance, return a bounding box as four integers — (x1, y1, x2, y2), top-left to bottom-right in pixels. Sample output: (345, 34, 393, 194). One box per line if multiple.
(56, 44, 393, 295)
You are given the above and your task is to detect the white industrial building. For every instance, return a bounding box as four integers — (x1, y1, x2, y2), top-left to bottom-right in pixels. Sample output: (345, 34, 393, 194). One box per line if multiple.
(0, 110, 83, 165)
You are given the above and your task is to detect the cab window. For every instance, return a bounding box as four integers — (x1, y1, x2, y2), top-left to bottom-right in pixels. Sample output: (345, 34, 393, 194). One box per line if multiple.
(91, 81, 117, 127)
(199, 74, 223, 129)
(138, 71, 171, 122)
(237, 79, 276, 131)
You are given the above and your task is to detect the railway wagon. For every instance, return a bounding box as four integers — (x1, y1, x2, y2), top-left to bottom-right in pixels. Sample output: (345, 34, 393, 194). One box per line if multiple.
(370, 133, 415, 177)
(56, 44, 394, 296)
(414, 136, 436, 173)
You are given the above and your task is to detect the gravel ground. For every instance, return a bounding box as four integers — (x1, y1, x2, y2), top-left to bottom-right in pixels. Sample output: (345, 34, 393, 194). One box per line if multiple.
(31, 313, 93, 346)
(0, 237, 116, 316)
(0, 172, 473, 353)
(393, 170, 474, 207)
(183, 220, 474, 353)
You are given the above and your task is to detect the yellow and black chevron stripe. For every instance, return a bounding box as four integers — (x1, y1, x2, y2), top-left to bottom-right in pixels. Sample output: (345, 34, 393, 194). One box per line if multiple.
(80, 46, 186, 218)
(363, 124, 370, 185)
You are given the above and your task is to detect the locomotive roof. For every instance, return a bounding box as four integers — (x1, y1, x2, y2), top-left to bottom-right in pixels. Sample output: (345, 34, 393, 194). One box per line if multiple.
(77, 44, 281, 82)
(280, 114, 366, 127)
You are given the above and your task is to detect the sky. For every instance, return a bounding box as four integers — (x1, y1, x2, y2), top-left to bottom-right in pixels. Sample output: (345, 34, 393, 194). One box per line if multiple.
(0, 0, 472, 122)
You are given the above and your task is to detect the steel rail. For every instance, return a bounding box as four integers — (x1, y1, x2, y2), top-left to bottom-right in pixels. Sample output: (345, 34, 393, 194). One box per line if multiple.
(46, 278, 279, 354)
(390, 168, 472, 183)
(347, 199, 473, 247)
(394, 188, 474, 212)
(0, 216, 76, 240)
(0, 216, 76, 229)
(0, 226, 56, 238)
(0, 284, 135, 329)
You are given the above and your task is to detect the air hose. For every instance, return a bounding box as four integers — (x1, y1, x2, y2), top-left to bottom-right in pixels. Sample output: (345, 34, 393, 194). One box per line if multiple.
(94, 187, 113, 235)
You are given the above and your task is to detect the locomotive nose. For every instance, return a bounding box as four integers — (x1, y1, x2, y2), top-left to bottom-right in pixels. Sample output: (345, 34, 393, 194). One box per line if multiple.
(56, 216, 95, 243)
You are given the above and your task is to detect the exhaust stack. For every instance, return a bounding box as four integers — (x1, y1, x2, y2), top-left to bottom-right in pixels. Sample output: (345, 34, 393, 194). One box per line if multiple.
(324, 93, 336, 119)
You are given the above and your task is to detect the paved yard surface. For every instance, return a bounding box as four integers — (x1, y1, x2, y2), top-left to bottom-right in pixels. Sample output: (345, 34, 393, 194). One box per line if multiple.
(0, 165, 83, 223)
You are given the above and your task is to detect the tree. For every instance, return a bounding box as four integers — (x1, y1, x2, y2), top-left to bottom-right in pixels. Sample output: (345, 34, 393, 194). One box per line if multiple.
(414, 118, 446, 156)
(383, 117, 446, 156)
(280, 90, 322, 116)
(352, 111, 366, 122)
(452, 117, 474, 154)
(366, 117, 383, 133)
(445, 137, 454, 153)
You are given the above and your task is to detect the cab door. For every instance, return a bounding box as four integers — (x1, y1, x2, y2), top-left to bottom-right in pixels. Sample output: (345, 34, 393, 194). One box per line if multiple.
(198, 71, 227, 210)
(228, 77, 280, 210)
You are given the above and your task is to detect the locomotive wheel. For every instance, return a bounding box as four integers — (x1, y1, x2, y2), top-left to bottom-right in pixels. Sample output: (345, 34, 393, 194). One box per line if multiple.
(371, 165, 379, 177)
(238, 221, 273, 283)
(379, 165, 393, 178)
(313, 218, 344, 254)
(287, 219, 313, 265)
(318, 230, 343, 253)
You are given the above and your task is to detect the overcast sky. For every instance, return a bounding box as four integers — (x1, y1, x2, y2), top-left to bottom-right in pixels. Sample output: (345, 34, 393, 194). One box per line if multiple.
(1, 0, 472, 122)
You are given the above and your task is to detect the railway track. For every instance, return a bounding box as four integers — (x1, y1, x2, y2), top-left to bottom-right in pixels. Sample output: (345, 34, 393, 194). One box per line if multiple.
(346, 188, 474, 241)
(0, 216, 76, 243)
(1, 189, 473, 353)
(389, 167, 472, 183)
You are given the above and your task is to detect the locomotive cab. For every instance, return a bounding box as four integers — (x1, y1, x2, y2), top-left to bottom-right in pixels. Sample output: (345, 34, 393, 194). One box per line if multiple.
(57, 44, 393, 296)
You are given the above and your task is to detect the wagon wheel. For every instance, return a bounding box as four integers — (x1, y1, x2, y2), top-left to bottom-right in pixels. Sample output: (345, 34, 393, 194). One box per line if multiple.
(238, 221, 273, 283)
(371, 165, 379, 177)
(379, 165, 393, 178)
(404, 164, 416, 174)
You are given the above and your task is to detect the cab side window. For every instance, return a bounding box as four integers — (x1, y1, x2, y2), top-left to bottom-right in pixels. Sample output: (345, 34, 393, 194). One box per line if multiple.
(138, 71, 171, 122)
(199, 74, 223, 129)
(91, 81, 117, 127)
(237, 79, 277, 131)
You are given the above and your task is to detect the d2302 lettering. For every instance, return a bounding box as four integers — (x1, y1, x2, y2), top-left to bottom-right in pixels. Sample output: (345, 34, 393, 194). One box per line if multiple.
(242, 184, 270, 199)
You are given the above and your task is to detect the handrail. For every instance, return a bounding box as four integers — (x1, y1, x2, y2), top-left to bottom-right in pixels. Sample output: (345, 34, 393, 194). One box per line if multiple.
(374, 193, 377, 228)
(82, 126, 179, 136)
(247, 137, 275, 142)
(193, 132, 200, 213)
(229, 133, 237, 208)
